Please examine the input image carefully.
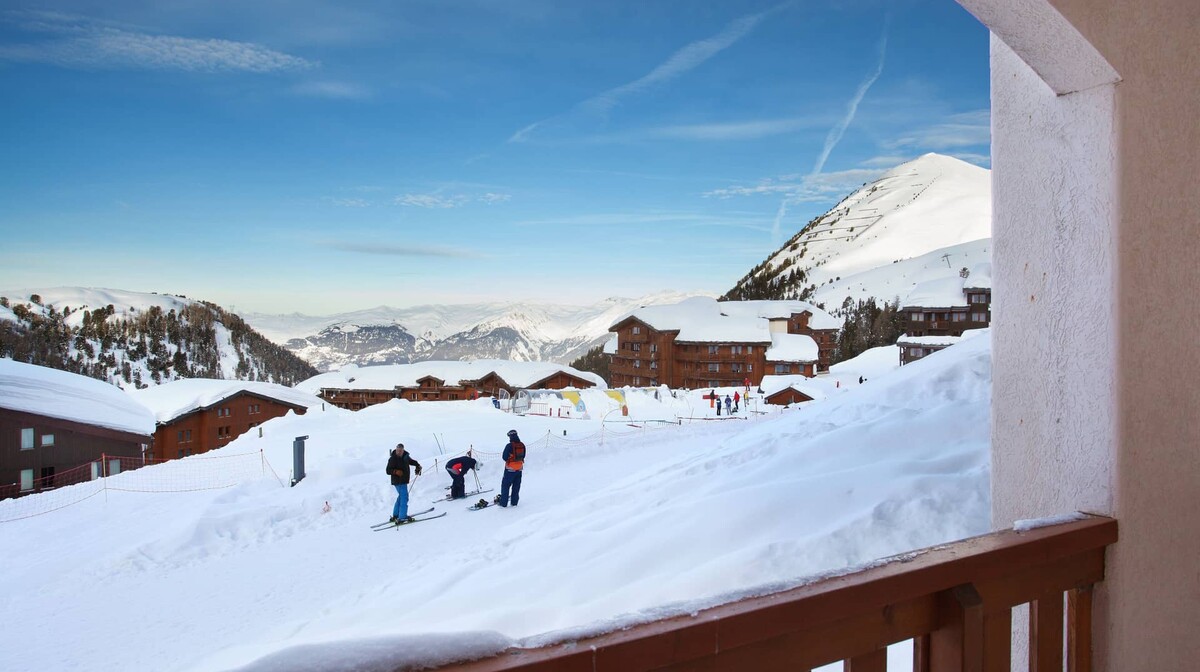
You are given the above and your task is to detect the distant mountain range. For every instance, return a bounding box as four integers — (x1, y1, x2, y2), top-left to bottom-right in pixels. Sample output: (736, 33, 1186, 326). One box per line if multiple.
(724, 153, 992, 312)
(241, 292, 702, 372)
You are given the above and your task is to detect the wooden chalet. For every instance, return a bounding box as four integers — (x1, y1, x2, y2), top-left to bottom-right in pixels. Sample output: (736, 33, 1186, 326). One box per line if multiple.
(902, 266, 993, 338)
(130, 381, 317, 460)
(0, 360, 155, 499)
(302, 361, 601, 411)
(608, 298, 838, 389)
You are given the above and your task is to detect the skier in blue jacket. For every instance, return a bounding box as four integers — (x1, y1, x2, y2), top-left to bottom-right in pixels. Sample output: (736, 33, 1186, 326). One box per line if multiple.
(498, 429, 525, 507)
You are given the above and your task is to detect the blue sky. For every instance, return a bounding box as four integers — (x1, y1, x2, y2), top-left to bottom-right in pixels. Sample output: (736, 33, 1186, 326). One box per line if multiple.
(0, 1, 989, 315)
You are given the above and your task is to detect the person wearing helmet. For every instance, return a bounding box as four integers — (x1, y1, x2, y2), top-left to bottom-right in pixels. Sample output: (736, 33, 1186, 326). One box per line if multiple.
(444, 452, 478, 499)
(498, 429, 525, 507)
(385, 443, 422, 523)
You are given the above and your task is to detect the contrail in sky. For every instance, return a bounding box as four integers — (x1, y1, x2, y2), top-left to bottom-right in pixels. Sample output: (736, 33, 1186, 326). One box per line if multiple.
(770, 15, 890, 246)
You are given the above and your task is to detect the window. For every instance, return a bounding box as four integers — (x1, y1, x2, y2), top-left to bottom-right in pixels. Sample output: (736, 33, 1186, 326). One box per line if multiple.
(970, 294, 988, 304)
(731, 345, 744, 355)
(178, 430, 184, 442)
(108, 459, 121, 476)
(632, 326, 641, 335)
(40, 466, 55, 486)
(634, 360, 641, 369)
(91, 462, 103, 480)
(746, 346, 753, 354)
(775, 364, 789, 374)
(631, 343, 641, 352)
(178, 449, 185, 459)
(708, 345, 719, 355)
(650, 344, 657, 352)
(449, 394, 459, 400)
(708, 363, 719, 372)
(186, 429, 192, 442)
(708, 380, 719, 388)
(20, 469, 34, 491)
(748, 364, 753, 372)
(971, 313, 987, 322)
(21, 428, 35, 450)
(953, 313, 967, 322)
(731, 363, 742, 373)
(912, 348, 925, 358)
(911, 312, 925, 321)
(650, 361, 658, 369)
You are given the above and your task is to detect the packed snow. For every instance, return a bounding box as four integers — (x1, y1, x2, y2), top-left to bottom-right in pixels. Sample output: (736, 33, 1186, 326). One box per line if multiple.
(0, 335, 992, 672)
(765, 333, 819, 363)
(0, 358, 155, 436)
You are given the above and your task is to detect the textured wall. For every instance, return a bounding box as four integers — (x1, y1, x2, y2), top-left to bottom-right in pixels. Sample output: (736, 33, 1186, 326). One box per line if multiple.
(964, 0, 1200, 668)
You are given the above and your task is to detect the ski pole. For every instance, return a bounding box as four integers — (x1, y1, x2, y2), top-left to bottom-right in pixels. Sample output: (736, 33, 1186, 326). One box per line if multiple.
(470, 444, 482, 490)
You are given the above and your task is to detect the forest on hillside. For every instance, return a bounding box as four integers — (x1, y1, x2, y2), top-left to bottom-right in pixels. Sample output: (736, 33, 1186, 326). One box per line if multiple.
(0, 294, 317, 388)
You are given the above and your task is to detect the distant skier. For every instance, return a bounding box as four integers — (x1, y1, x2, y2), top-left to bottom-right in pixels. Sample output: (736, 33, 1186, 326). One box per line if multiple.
(444, 453, 478, 499)
(733, 390, 741, 413)
(716, 395, 722, 416)
(498, 429, 525, 507)
(385, 443, 422, 523)
(724, 395, 732, 415)
(859, 376, 864, 384)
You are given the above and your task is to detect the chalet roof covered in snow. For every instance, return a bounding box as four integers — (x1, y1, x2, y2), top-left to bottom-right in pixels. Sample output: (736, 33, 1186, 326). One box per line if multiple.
(295, 359, 606, 394)
(614, 297, 838, 343)
(901, 276, 969, 309)
(898, 329, 989, 348)
(764, 334, 819, 363)
(0, 358, 155, 436)
(757, 374, 834, 401)
(126, 379, 326, 424)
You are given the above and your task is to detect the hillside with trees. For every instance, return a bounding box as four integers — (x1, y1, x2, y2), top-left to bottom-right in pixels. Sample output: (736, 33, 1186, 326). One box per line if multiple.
(0, 292, 316, 388)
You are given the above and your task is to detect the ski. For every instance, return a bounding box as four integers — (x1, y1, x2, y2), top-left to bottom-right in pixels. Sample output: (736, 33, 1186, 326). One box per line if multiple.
(370, 507, 434, 529)
(374, 511, 446, 530)
(434, 488, 493, 504)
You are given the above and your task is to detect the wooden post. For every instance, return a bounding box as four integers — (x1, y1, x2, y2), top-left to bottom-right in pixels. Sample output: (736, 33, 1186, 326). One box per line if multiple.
(913, 634, 932, 672)
(844, 648, 887, 672)
(930, 584, 1011, 672)
(1030, 591, 1064, 672)
(1067, 586, 1093, 672)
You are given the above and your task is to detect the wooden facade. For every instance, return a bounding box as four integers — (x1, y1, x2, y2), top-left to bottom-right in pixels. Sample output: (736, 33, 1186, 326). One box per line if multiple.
(904, 288, 992, 338)
(609, 312, 835, 389)
(899, 341, 954, 366)
(319, 370, 597, 411)
(151, 391, 308, 460)
(0, 407, 150, 499)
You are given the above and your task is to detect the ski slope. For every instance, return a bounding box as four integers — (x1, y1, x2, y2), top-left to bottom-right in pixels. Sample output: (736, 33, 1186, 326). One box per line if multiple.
(0, 336, 992, 672)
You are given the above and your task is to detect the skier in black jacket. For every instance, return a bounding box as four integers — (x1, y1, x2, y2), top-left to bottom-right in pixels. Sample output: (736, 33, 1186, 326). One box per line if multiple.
(386, 443, 422, 522)
(444, 454, 478, 499)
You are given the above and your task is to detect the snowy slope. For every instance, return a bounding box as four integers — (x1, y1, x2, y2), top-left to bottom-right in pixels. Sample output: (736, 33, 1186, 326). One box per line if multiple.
(726, 154, 991, 311)
(0, 333, 991, 672)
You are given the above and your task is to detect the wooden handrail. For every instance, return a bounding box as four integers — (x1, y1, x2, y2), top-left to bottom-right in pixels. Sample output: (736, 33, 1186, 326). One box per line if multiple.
(422, 515, 1117, 672)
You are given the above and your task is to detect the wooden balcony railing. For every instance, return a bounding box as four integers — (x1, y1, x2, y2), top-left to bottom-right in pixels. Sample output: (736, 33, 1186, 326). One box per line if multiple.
(425, 515, 1117, 672)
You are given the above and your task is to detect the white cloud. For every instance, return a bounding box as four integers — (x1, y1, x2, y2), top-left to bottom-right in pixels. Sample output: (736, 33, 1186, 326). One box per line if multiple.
(394, 194, 470, 209)
(394, 192, 511, 208)
(0, 12, 315, 73)
(292, 80, 371, 100)
(325, 241, 484, 259)
(325, 197, 370, 208)
(508, 3, 788, 143)
(885, 110, 991, 150)
(860, 154, 913, 168)
(645, 117, 824, 141)
(705, 168, 883, 202)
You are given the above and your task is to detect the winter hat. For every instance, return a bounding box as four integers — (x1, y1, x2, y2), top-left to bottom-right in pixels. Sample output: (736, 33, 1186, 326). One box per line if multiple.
(507, 429, 518, 438)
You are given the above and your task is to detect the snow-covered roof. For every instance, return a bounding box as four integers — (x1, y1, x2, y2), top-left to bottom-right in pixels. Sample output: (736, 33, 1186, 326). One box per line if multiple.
(898, 330, 988, 348)
(897, 335, 962, 347)
(295, 359, 606, 394)
(614, 297, 839, 343)
(901, 276, 968, 308)
(964, 263, 992, 290)
(0, 358, 155, 436)
(126, 379, 326, 424)
(764, 333, 818, 363)
(758, 374, 832, 401)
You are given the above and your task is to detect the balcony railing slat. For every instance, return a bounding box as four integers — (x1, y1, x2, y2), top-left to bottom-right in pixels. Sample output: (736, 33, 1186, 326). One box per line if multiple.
(1067, 585, 1093, 672)
(913, 634, 932, 672)
(1030, 591, 1065, 672)
(844, 647, 887, 671)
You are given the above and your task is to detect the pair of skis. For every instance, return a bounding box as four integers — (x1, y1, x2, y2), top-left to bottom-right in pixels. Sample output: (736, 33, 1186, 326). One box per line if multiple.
(370, 507, 446, 530)
(433, 488, 493, 503)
